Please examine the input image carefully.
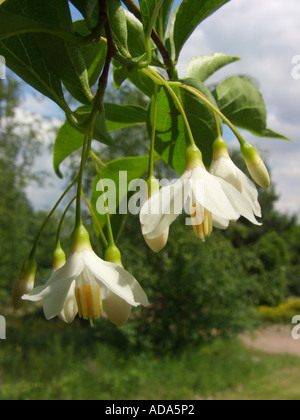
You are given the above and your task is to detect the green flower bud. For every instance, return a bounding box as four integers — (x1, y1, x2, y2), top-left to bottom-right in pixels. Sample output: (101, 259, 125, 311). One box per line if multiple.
(12, 257, 37, 310)
(241, 143, 270, 189)
(52, 243, 66, 272)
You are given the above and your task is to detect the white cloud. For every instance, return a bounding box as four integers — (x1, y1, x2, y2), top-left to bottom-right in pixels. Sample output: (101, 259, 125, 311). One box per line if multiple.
(7, 107, 66, 211)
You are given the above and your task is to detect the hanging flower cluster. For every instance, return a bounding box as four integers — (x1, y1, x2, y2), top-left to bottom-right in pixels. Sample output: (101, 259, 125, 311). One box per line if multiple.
(8, 0, 279, 331)
(140, 142, 268, 251)
(11, 74, 271, 329)
(22, 226, 149, 326)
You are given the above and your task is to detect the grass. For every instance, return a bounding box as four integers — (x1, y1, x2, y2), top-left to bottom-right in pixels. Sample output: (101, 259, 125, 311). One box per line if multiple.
(1, 315, 300, 400)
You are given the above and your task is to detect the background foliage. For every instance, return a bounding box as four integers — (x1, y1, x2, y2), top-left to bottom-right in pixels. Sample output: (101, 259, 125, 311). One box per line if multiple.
(0, 76, 298, 354)
(0, 0, 298, 400)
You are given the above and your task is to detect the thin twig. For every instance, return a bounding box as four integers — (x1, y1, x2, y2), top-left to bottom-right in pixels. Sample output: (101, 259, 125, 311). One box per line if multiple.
(121, 0, 177, 79)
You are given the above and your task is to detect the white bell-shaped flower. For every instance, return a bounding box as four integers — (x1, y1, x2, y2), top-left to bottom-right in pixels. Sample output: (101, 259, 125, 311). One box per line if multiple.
(140, 145, 261, 242)
(141, 176, 169, 253)
(23, 226, 149, 326)
(209, 137, 262, 227)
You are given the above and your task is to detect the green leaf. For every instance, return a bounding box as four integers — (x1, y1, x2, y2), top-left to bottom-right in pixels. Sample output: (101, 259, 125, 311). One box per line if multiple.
(108, 0, 128, 54)
(169, 0, 230, 61)
(125, 10, 157, 59)
(53, 122, 84, 178)
(139, 0, 164, 38)
(0, 0, 93, 107)
(181, 78, 223, 162)
(23, 0, 93, 105)
(69, 0, 99, 29)
(148, 79, 222, 174)
(73, 105, 114, 145)
(185, 53, 240, 82)
(125, 9, 147, 58)
(154, 0, 175, 39)
(212, 76, 289, 140)
(0, 1, 69, 110)
(113, 64, 130, 90)
(104, 104, 147, 132)
(73, 20, 107, 87)
(91, 156, 150, 241)
(113, 62, 155, 97)
(54, 103, 147, 177)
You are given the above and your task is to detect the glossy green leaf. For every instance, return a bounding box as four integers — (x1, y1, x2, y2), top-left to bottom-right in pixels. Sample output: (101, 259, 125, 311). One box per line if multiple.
(54, 104, 147, 177)
(108, 0, 128, 54)
(125, 10, 157, 59)
(185, 53, 240, 82)
(0, 0, 93, 107)
(212, 76, 289, 140)
(23, 0, 93, 105)
(53, 122, 84, 178)
(69, 0, 99, 29)
(154, 0, 175, 39)
(148, 79, 222, 174)
(140, 0, 164, 39)
(104, 103, 147, 132)
(91, 156, 150, 241)
(125, 9, 147, 58)
(73, 20, 107, 87)
(169, 0, 230, 60)
(0, 1, 69, 111)
(53, 117, 113, 178)
(73, 105, 113, 145)
(128, 69, 155, 97)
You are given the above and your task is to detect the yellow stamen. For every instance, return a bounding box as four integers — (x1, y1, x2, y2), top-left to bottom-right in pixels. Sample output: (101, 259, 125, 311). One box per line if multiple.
(75, 283, 103, 322)
(191, 204, 213, 242)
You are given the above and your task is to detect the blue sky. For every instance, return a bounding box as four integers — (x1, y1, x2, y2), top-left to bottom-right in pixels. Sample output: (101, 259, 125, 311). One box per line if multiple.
(19, 0, 300, 217)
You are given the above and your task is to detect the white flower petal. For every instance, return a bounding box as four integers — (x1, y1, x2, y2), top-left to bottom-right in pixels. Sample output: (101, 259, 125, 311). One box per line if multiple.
(43, 279, 76, 320)
(191, 167, 239, 220)
(236, 170, 262, 217)
(218, 177, 262, 226)
(143, 228, 169, 253)
(140, 173, 191, 239)
(213, 215, 230, 230)
(59, 282, 78, 324)
(210, 157, 261, 217)
(23, 253, 85, 319)
(210, 157, 243, 191)
(83, 251, 149, 308)
(103, 291, 132, 327)
(45, 252, 85, 287)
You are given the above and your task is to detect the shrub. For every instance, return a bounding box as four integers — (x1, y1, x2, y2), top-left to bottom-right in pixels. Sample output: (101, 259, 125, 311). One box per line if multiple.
(258, 299, 300, 323)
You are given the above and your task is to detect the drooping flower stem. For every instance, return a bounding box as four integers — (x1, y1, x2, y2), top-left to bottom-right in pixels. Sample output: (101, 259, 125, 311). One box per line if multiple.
(212, 109, 222, 139)
(55, 196, 76, 247)
(169, 81, 248, 147)
(81, 190, 109, 249)
(143, 68, 196, 148)
(148, 84, 159, 178)
(90, 153, 116, 249)
(30, 180, 77, 259)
